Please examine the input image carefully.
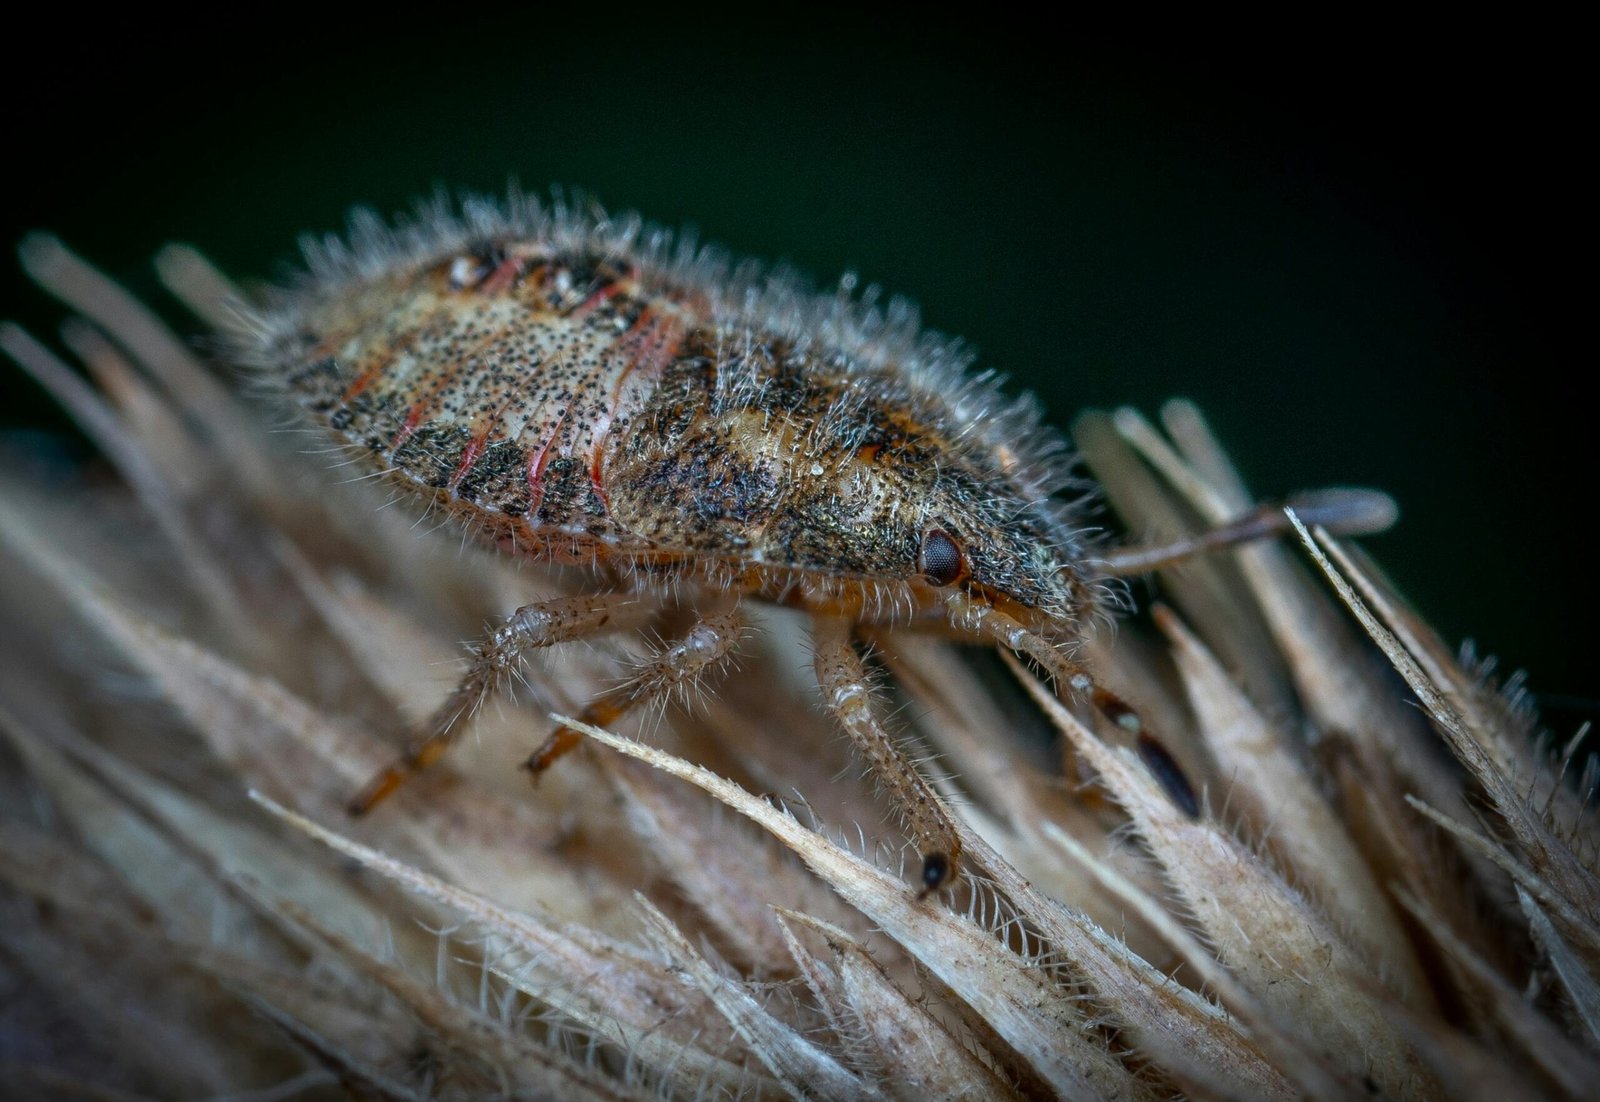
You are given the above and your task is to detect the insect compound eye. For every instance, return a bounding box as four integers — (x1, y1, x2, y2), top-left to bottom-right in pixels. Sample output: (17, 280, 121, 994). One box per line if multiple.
(918, 527, 966, 587)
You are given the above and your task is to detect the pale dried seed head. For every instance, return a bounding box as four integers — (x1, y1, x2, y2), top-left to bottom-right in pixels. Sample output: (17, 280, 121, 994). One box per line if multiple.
(1, 227, 1597, 1101)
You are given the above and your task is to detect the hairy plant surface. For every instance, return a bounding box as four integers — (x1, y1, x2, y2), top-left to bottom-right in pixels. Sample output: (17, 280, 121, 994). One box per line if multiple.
(1, 236, 1596, 1100)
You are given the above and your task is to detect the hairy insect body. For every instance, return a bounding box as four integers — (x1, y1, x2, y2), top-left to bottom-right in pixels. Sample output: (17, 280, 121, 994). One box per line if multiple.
(258, 200, 1184, 893)
(277, 228, 1098, 637)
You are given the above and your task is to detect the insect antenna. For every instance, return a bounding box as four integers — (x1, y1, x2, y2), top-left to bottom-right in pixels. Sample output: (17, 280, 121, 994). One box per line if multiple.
(1094, 487, 1397, 576)
(951, 488, 1393, 821)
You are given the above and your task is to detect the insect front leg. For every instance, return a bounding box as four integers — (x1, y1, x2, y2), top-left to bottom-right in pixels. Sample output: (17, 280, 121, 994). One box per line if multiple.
(349, 590, 651, 814)
(523, 606, 745, 775)
(942, 591, 1201, 818)
(811, 615, 964, 898)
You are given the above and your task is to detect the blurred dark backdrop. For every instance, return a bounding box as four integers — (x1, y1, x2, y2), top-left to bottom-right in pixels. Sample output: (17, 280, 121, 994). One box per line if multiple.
(2, 18, 1589, 728)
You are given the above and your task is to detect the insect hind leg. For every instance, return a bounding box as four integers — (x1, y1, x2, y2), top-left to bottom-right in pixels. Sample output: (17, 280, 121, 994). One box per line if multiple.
(348, 590, 650, 815)
(523, 606, 745, 775)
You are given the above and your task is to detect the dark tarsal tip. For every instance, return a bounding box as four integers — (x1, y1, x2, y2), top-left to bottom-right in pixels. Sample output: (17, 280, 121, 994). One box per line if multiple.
(1137, 733, 1201, 818)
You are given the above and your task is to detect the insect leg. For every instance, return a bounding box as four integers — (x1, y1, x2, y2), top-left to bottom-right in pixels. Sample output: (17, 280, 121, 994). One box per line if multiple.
(523, 606, 745, 775)
(943, 591, 1201, 818)
(811, 615, 963, 898)
(349, 590, 651, 814)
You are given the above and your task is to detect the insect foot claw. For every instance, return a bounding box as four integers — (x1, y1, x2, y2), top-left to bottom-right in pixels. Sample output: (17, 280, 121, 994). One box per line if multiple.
(523, 725, 584, 780)
(916, 851, 954, 900)
(347, 768, 403, 817)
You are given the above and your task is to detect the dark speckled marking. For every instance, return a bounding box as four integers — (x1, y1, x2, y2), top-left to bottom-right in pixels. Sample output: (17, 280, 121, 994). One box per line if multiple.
(393, 423, 472, 489)
(664, 452, 775, 528)
(455, 439, 533, 514)
(286, 356, 341, 395)
(535, 456, 608, 526)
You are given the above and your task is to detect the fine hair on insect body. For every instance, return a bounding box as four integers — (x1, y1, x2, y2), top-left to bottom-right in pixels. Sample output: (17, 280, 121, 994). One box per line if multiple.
(244, 191, 1394, 896)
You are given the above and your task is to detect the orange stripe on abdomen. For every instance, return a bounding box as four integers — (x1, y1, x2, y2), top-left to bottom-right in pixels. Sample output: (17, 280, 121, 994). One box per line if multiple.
(587, 309, 685, 507)
(447, 430, 488, 493)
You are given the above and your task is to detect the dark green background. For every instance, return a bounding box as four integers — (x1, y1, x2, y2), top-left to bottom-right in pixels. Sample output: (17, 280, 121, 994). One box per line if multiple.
(3, 19, 1589, 727)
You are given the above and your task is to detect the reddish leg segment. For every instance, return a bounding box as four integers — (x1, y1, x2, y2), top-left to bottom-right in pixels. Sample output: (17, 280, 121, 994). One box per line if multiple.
(523, 607, 745, 775)
(349, 591, 650, 814)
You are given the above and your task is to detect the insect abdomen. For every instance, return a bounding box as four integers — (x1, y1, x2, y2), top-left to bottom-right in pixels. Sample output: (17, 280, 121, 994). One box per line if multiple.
(280, 253, 702, 551)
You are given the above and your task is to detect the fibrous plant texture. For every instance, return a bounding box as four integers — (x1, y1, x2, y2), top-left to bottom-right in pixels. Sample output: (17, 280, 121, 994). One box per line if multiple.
(1, 230, 1597, 1101)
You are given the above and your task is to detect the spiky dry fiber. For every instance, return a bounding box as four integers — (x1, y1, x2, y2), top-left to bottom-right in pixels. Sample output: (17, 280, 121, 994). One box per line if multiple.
(1, 230, 1597, 1101)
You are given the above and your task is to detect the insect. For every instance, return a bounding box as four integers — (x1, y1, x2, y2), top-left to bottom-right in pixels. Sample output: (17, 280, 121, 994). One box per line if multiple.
(249, 194, 1390, 895)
